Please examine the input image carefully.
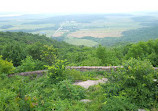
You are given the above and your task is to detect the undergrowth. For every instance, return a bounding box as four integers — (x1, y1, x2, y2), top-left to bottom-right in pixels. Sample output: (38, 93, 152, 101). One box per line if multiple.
(0, 59, 157, 110)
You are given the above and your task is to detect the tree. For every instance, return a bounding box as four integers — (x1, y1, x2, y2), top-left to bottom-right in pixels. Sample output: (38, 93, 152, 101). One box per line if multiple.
(40, 45, 57, 65)
(1, 42, 27, 66)
(96, 45, 107, 65)
(27, 42, 44, 60)
(27, 42, 57, 65)
(96, 45, 119, 66)
(0, 55, 15, 74)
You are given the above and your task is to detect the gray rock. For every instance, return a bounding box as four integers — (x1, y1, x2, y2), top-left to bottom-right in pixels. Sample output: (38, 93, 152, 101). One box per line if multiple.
(80, 99, 91, 103)
(73, 78, 108, 89)
(138, 109, 146, 111)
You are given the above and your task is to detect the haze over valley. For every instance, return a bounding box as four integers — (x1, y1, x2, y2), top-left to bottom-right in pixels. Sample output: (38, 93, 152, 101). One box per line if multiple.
(1, 12, 158, 46)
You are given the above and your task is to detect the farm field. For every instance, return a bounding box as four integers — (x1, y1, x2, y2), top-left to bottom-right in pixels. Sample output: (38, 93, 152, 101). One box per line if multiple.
(68, 28, 130, 38)
(64, 37, 99, 47)
(1, 13, 158, 46)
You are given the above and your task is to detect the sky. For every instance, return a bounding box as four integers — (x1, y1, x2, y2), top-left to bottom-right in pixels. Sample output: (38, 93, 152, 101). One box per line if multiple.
(0, 0, 158, 14)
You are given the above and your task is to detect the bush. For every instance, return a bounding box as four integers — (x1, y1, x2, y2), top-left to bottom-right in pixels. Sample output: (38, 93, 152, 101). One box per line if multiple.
(64, 69, 85, 81)
(81, 56, 102, 66)
(45, 59, 68, 83)
(57, 80, 86, 100)
(121, 58, 157, 108)
(0, 89, 19, 111)
(101, 96, 137, 111)
(16, 56, 45, 72)
(1, 43, 27, 66)
(0, 55, 15, 74)
(104, 58, 158, 109)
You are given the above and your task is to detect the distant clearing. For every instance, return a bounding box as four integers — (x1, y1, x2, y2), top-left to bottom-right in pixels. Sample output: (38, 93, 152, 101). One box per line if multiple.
(68, 29, 125, 38)
(64, 37, 98, 47)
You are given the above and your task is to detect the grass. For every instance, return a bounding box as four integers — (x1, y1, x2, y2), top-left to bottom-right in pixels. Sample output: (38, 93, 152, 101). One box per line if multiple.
(68, 28, 124, 38)
(64, 37, 98, 47)
(67, 17, 143, 38)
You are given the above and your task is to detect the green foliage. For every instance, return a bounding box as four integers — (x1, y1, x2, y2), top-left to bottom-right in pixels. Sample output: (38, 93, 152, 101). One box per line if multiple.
(27, 42, 44, 60)
(40, 45, 57, 65)
(61, 46, 95, 65)
(87, 84, 137, 111)
(45, 59, 68, 83)
(0, 55, 15, 74)
(126, 42, 150, 59)
(81, 56, 102, 66)
(0, 89, 19, 111)
(64, 69, 85, 81)
(1, 42, 27, 66)
(57, 80, 86, 100)
(0, 31, 57, 46)
(96, 45, 107, 64)
(1, 31, 158, 110)
(54, 99, 86, 111)
(121, 58, 157, 107)
(101, 96, 137, 111)
(27, 43, 57, 65)
(125, 40, 158, 66)
(0, 31, 71, 66)
(16, 56, 45, 72)
(104, 58, 158, 109)
(96, 45, 120, 66)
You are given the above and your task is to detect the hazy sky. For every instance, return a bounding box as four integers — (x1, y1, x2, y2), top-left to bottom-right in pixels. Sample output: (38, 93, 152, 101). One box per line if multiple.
(0, 0, 158, 14)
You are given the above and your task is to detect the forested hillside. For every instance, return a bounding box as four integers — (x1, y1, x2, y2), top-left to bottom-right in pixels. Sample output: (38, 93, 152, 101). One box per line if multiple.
(0, 32, 158, 110)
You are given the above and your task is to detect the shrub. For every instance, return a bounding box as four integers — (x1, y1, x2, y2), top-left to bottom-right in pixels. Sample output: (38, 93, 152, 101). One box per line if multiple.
(45, 59, 68, 83)
(64, 69, 84, 81)
(101, 96, 137, 111)
(0, 55, 15, 74)
(0, 89, 19, 111)
(16, 56, 45, 72)
(121, 58, 157, 107)
(57, 80, 86, 100)
(81, 56, 102, 66)
(1, 43, 27, 66)
(104, 58, 158, 109)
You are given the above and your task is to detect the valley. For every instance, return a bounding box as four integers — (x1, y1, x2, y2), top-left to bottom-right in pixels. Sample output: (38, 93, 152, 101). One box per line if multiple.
(1, 13, 157, 46)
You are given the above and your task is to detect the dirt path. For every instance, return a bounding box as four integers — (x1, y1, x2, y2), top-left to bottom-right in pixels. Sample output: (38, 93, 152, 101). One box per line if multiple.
(73, 78, 108, 89)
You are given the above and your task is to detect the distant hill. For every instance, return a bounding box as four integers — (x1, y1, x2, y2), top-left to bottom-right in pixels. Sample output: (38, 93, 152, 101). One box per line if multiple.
(0, 31, 71, 48)
(1, 12, 158, 46)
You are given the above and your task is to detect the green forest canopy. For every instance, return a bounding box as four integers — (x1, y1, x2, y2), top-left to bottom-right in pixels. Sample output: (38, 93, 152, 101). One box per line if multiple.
(0, 31, 157, 110)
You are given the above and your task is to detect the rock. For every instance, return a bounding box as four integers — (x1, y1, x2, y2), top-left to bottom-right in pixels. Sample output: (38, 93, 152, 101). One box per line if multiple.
(138, 109, 146, 111)
(80, 99, 91, 103)
(73, 78, 108, 89)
